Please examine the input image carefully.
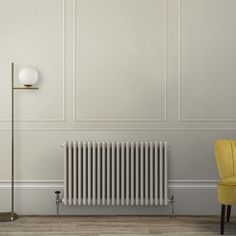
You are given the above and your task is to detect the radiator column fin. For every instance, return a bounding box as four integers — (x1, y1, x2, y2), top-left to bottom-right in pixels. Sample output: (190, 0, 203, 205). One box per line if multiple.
(102, 142, 106, 205)
(82, 142, 86, 205)
(107, 142, 111, 205)
(164, 142, 168, 205)
(116, 143, 120, 205)
(121, 142, 125, 205)
(145, 142, 149, 205)
(126, 142, 130, 205)
(159, 142, 163, 206)
(87, 142, 91, 205)
(135, 142, 139, 205)
(78, 142, 82, 205)
(73, 141, 77, 205)
(63, 142, 68, 205)
(97, 142, 101, 205)
(130, 142, 134, 205)
(68, 142, 72, 205)
(111, 142, 115, 205)
(140, 142, 144, 206)
(92, 142, 96, 205)
(150, 142, 154, 205)
(154, 142, 159, 205)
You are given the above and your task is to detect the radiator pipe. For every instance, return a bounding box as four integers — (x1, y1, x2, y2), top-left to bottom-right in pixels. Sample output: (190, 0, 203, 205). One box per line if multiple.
(170, 195, 176, 218)
(55, 191, 61, 218)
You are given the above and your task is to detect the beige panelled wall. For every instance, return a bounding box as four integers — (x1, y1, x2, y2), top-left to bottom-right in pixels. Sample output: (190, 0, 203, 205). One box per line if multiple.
(0, 0, 236, 215)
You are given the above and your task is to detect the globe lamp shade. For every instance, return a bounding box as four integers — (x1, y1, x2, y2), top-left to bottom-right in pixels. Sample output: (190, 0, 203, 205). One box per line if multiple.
(18, 67, 39, 87)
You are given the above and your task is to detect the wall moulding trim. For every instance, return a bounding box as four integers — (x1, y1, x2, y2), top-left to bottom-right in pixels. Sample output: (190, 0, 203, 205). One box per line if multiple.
(177, 0, 236, 123)
(1, 127, 236, 131)
(73, 0, 167, 123)
(0, 180, 217, 190)
(0, 180, 63, 190)
(0, 0, 66, 123)
(169, 180, 217, 190)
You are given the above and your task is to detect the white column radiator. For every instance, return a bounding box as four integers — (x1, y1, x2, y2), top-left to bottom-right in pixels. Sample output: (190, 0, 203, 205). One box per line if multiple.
(61, 141, 169, 207)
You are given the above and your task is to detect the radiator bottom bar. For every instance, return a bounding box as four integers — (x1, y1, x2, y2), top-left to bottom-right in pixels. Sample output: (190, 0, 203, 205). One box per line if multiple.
(54, 191, 175, 218)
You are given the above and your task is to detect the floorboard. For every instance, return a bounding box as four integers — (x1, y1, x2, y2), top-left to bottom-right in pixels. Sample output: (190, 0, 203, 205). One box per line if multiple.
(0, 216, 235, 236)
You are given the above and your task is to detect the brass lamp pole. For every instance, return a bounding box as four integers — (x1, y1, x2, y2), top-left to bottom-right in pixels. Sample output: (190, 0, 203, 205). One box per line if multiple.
(0, 62, 38, 222)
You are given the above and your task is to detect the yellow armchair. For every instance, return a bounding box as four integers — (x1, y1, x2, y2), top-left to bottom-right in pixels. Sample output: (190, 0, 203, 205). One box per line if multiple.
(215, 140, 236, 234)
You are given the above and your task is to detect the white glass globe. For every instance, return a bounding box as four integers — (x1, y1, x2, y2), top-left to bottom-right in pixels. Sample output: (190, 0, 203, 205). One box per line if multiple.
(18, 67, 39, 87)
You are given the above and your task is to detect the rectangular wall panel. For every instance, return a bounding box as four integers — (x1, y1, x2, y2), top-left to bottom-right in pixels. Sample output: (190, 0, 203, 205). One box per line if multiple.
(179, 0, 236, 121)
(0, 0, 65, 121)
(75, 0, 166, 121)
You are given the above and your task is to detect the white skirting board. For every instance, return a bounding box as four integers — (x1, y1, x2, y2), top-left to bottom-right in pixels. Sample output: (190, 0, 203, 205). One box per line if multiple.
(0, 180, 235, 215)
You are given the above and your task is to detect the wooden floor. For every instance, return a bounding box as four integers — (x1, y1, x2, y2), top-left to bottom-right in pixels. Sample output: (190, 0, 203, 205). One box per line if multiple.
(0, 216, 235, 236)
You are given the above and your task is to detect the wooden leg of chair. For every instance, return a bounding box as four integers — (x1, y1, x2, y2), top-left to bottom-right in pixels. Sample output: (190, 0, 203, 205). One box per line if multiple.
(226, 205, 231, 223)
(221, 204, 226, 235)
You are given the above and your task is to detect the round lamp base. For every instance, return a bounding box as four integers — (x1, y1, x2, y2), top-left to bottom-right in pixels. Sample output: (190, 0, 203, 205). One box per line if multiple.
(0, 212, 17, 222)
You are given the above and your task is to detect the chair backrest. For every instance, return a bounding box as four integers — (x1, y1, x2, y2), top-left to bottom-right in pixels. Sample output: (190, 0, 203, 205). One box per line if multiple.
(214, 140, 236, 179)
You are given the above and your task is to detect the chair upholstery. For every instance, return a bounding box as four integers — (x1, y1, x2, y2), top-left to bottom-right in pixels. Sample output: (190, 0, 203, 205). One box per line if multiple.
(215, 140, 236, 205)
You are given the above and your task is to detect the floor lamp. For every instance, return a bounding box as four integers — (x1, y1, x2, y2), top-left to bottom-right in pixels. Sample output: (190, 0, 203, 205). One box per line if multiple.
(0, 62, 39, 222)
